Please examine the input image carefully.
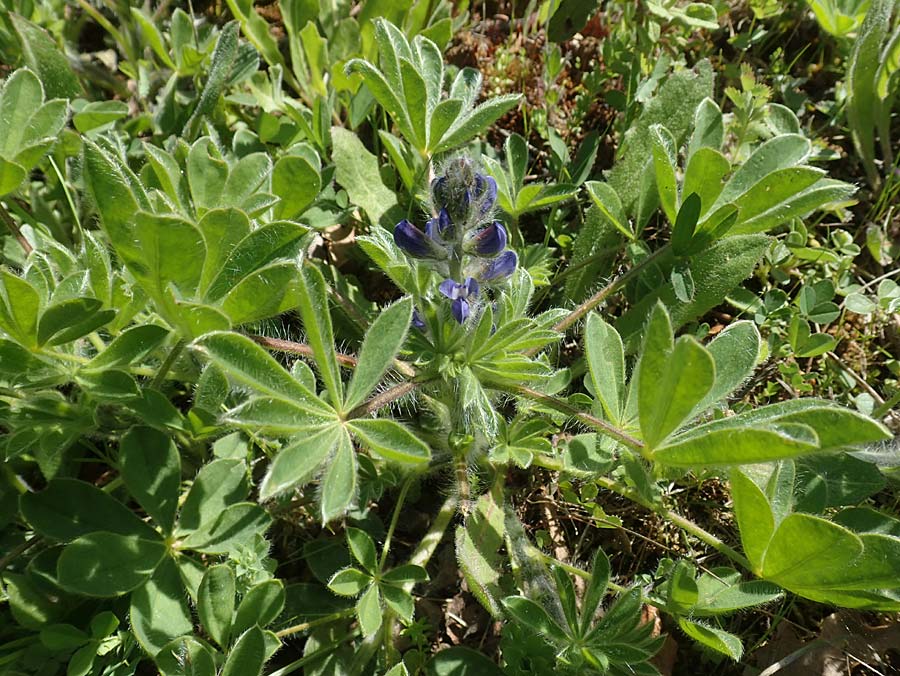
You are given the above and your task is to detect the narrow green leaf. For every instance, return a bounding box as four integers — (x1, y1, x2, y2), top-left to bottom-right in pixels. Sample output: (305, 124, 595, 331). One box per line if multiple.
(346, 527, 378, 573)
(204, 221, 307, 303)
(638, 306, 715, 449)
(348, 418, 431, 464)
(259, 425, 342, 500)
(714, 134, 811, 207)
(687, 97, 724, 158)
(194, 331, 335, 417)
(272, 155, 321, 219)
(179, 458, 249, 533)
(184, 22, 239, 139)
(730, 469, 774, 573)
(683, 147, 730, 219)
(502, 596, 568, 644)
(382, 584, 415, 621)
(580, 547, 611, 636)
(328, 567, 371, 597)
(650, 124, 679, 224)
(400, 59, 428, 150)
(8, 18, 82, 99)
(196, 208, 252, 296)
(434, 94, 522, 154)
(428, 98, 463, 152)
(296, 264, 343, 408)
(120, 426, 181, 533)
(233, 579, 285, 636)
(155, 637, 217, 676)
(86, 325, 171, 370)
(584, 314, 625, 423)
(1, 269, 40, 347)
(678, 618, 743, 660)
(198, 564, 235, 647)
(356, 584, 382, 637)
(671, 192, 702, 257)
(344, 297, 411, 410)
(655, 423, 819, 466)
(320, 430, 357, 522)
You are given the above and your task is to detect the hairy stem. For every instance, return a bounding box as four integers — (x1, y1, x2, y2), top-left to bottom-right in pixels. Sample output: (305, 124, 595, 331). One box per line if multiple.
(594, 474, 752, 571)
(275, 608, 356, 638)
(0, 201, 33, 255)
(502, 384, 644, 451)
(379, 477, 414, 570)
(551, 244, 669, 335)
(150, 339, 185, 390)
(346, 380, 422, 420)
(406, 492, 458, 579)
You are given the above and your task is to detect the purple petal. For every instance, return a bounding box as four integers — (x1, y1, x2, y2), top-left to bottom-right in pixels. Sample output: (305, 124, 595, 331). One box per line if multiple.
(432, 176, 448, 207)
(451, 298, 470, 323)
(479, 250, 517, 281)
(439, 278, 460, 300)
(412, 309, 426, 330)
(477, 175, 498, 215)
(469, 221, 507, 256)
(464, 277, 479, 298)
(394, 219, 432, 258)
(438, 208, 453, 234)
(424, 217, 437, 239)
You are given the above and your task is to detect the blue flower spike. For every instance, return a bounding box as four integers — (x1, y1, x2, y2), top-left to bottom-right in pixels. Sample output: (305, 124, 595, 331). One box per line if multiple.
(439, 277, 479, 323)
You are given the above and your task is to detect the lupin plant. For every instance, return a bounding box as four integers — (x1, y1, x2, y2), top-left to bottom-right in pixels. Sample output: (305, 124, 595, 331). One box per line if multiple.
(1, 5, 900, 676)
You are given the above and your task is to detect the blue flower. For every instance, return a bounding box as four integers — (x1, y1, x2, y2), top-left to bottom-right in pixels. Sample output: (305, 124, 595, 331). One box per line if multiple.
(439, 277, 479, 323)
(477, 250, 517, 281)
(411, 308, 426, 330)
(394, 219, 445, 259)
(466, 221, 507, 256)
(473, 174, 498, 215)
